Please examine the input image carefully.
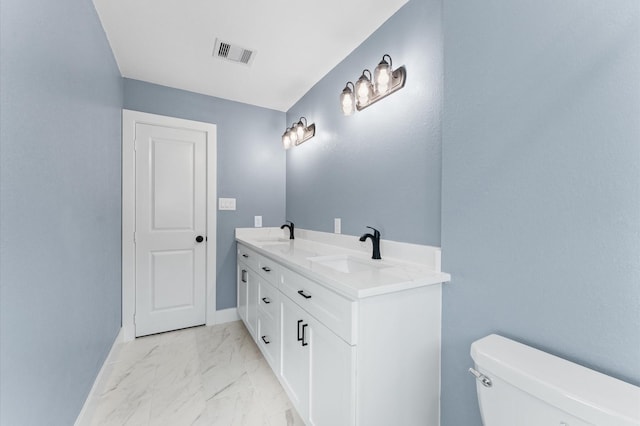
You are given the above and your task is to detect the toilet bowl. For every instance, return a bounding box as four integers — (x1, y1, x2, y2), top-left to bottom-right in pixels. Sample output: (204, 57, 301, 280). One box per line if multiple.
(470, 334, 640, 426)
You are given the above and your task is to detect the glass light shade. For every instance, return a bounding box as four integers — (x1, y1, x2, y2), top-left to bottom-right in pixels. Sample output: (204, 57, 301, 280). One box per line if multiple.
(374, 60, 392, 94)
(355, 75, 372, 105)
(296, 121, 305, 141)
(288, 127, 298, 145)
(340, 87, 355, 115)
(282, 133, 291, 149)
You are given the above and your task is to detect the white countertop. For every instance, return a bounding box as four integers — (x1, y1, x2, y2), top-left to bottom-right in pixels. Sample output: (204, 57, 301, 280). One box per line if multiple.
(236, 228, 451, 299)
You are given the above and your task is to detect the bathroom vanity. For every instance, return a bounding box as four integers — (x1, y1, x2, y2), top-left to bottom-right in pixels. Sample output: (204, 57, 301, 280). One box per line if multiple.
(236, 227, 450, 426)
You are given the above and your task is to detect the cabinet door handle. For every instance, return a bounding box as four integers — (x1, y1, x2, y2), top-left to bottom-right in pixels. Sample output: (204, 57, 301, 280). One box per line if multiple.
(301, 324, 308, 347)
(262, 266, 271, 272)
(261, 297, 271, 304)
(297, 319, 304, 342)
(242, 254, 249, 258)
(241, 269, 247, 283)
(297, 290, 312, 299)
(261, 335, 270, 345)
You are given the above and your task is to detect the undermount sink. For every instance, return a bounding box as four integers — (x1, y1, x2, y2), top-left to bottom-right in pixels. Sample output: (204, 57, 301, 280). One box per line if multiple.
(307, 255, 388, 274)
(262, 243, 317, 258)
(254, 237, 290, 244)
(259, 242, 292, 253)
(259, 242, 291, 249)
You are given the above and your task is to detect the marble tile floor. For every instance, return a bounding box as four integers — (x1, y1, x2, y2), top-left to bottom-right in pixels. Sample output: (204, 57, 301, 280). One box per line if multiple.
(79, 321, 305, 426)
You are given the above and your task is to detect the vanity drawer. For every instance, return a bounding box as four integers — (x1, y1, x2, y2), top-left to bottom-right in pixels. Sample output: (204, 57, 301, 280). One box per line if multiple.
(258, 279, 280, 320)
(281, 268, 356, 344)
(258, 314, 280, 370)
(257, 254, 282, 285)
(238, 244, 259, 272)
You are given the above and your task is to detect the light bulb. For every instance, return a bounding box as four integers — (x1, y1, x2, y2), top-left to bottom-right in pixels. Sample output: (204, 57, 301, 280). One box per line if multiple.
(340, 85, 355, 115)
(282, 133, 291, 149)
(374, 57, 392, 94)
(288, 127, 298, 145)
(355, 73, 372, 105)
(296, 121, 305, 141)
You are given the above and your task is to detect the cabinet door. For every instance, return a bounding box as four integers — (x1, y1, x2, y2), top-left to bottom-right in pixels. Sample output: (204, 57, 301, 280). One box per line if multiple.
(246, 271, 258, 338)
(280, 296, 310, 420)
(257, 314, 280, 371)
(237, 263, 248, 323)
(309, 317, 355, 426)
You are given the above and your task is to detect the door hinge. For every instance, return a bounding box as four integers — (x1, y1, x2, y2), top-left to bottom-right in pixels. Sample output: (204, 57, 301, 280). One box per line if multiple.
(133, 314, 136, 325)
(134, 232, 137, 243)
(134, 139, 138, 151)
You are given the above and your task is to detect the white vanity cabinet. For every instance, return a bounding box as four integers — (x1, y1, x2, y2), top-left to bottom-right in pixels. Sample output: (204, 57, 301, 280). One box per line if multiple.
(307, 315, 355, 426)
(280, 296, 311, 418)
(237, 244, 282, 370)
(280, 293, 356, 425)
(237, 262, 248, 323)
(236, 245, 259, 339)
(236, 240, 444, 426)
(257, 277, 280, 370)
(236, 259, 257, 338)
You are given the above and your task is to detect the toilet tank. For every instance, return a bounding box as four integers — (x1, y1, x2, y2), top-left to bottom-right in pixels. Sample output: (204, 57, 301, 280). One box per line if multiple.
(470, 334, 640, 426)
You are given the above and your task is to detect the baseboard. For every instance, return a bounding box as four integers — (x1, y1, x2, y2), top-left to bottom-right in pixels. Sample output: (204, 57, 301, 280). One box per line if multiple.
(74, 328, 123, 426)
(215, 307, 239, 324)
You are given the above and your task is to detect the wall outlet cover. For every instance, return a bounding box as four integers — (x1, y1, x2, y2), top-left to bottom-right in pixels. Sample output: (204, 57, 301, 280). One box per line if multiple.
(254, 216, 262, 228)
(334, 218, 341, 234)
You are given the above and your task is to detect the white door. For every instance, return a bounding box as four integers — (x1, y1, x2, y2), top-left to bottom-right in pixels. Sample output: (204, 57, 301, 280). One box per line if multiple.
(134, 123, 207, 337)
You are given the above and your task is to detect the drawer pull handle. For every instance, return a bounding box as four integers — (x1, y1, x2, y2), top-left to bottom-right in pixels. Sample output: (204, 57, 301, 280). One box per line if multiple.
(297, 319, 304, 341)
(297, 290, 312, 299)
(262, 266, 271, 272)
(261, 335, 270, 344)
(242, 254, 249, 258)
(262, 297, 271, 304)
(301, 324, 308, 347)
(241, 270, 247, 283)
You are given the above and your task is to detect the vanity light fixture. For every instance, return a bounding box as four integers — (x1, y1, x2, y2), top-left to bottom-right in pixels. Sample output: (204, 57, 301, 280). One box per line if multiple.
(355, 70, 373, 106)
(282, 117, 316, 150)
(340, 54, 406, 115)
(340, 82, 356, 116)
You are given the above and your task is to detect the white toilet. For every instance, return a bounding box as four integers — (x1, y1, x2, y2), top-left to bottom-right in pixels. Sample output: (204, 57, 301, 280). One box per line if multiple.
(470, 334, 640, 426)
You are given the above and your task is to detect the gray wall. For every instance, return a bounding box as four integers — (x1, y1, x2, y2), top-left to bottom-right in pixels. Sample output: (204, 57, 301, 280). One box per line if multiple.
(285, 0, 442, 246)
(0, 0, 123, 424)
(441, 1, 640, 425)
(123, 79, 286, 310)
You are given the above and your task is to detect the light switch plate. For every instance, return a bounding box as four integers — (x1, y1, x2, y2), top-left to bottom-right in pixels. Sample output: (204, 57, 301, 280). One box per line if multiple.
(254, 216, 262, 228)
(218, 197, 236, 211)
(334, 218, 341, 234)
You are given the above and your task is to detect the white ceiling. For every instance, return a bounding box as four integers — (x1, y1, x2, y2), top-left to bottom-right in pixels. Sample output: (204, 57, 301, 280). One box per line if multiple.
(93, 0, 408, 112)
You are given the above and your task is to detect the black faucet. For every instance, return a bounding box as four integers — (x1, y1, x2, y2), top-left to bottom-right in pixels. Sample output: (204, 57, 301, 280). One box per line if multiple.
(359, 226, 381, 260)
(280, 221, 295, 240)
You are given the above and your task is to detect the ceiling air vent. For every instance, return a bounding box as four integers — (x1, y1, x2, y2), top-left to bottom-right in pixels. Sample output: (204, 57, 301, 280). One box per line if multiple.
(213, 38, 256, 66)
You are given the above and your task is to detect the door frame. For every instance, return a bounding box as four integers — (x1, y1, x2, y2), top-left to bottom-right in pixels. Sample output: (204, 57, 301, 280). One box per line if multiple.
(122, 109, 217, 341)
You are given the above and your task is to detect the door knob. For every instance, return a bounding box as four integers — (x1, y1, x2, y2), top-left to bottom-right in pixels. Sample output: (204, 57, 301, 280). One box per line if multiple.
(195, 235, 204, 243)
